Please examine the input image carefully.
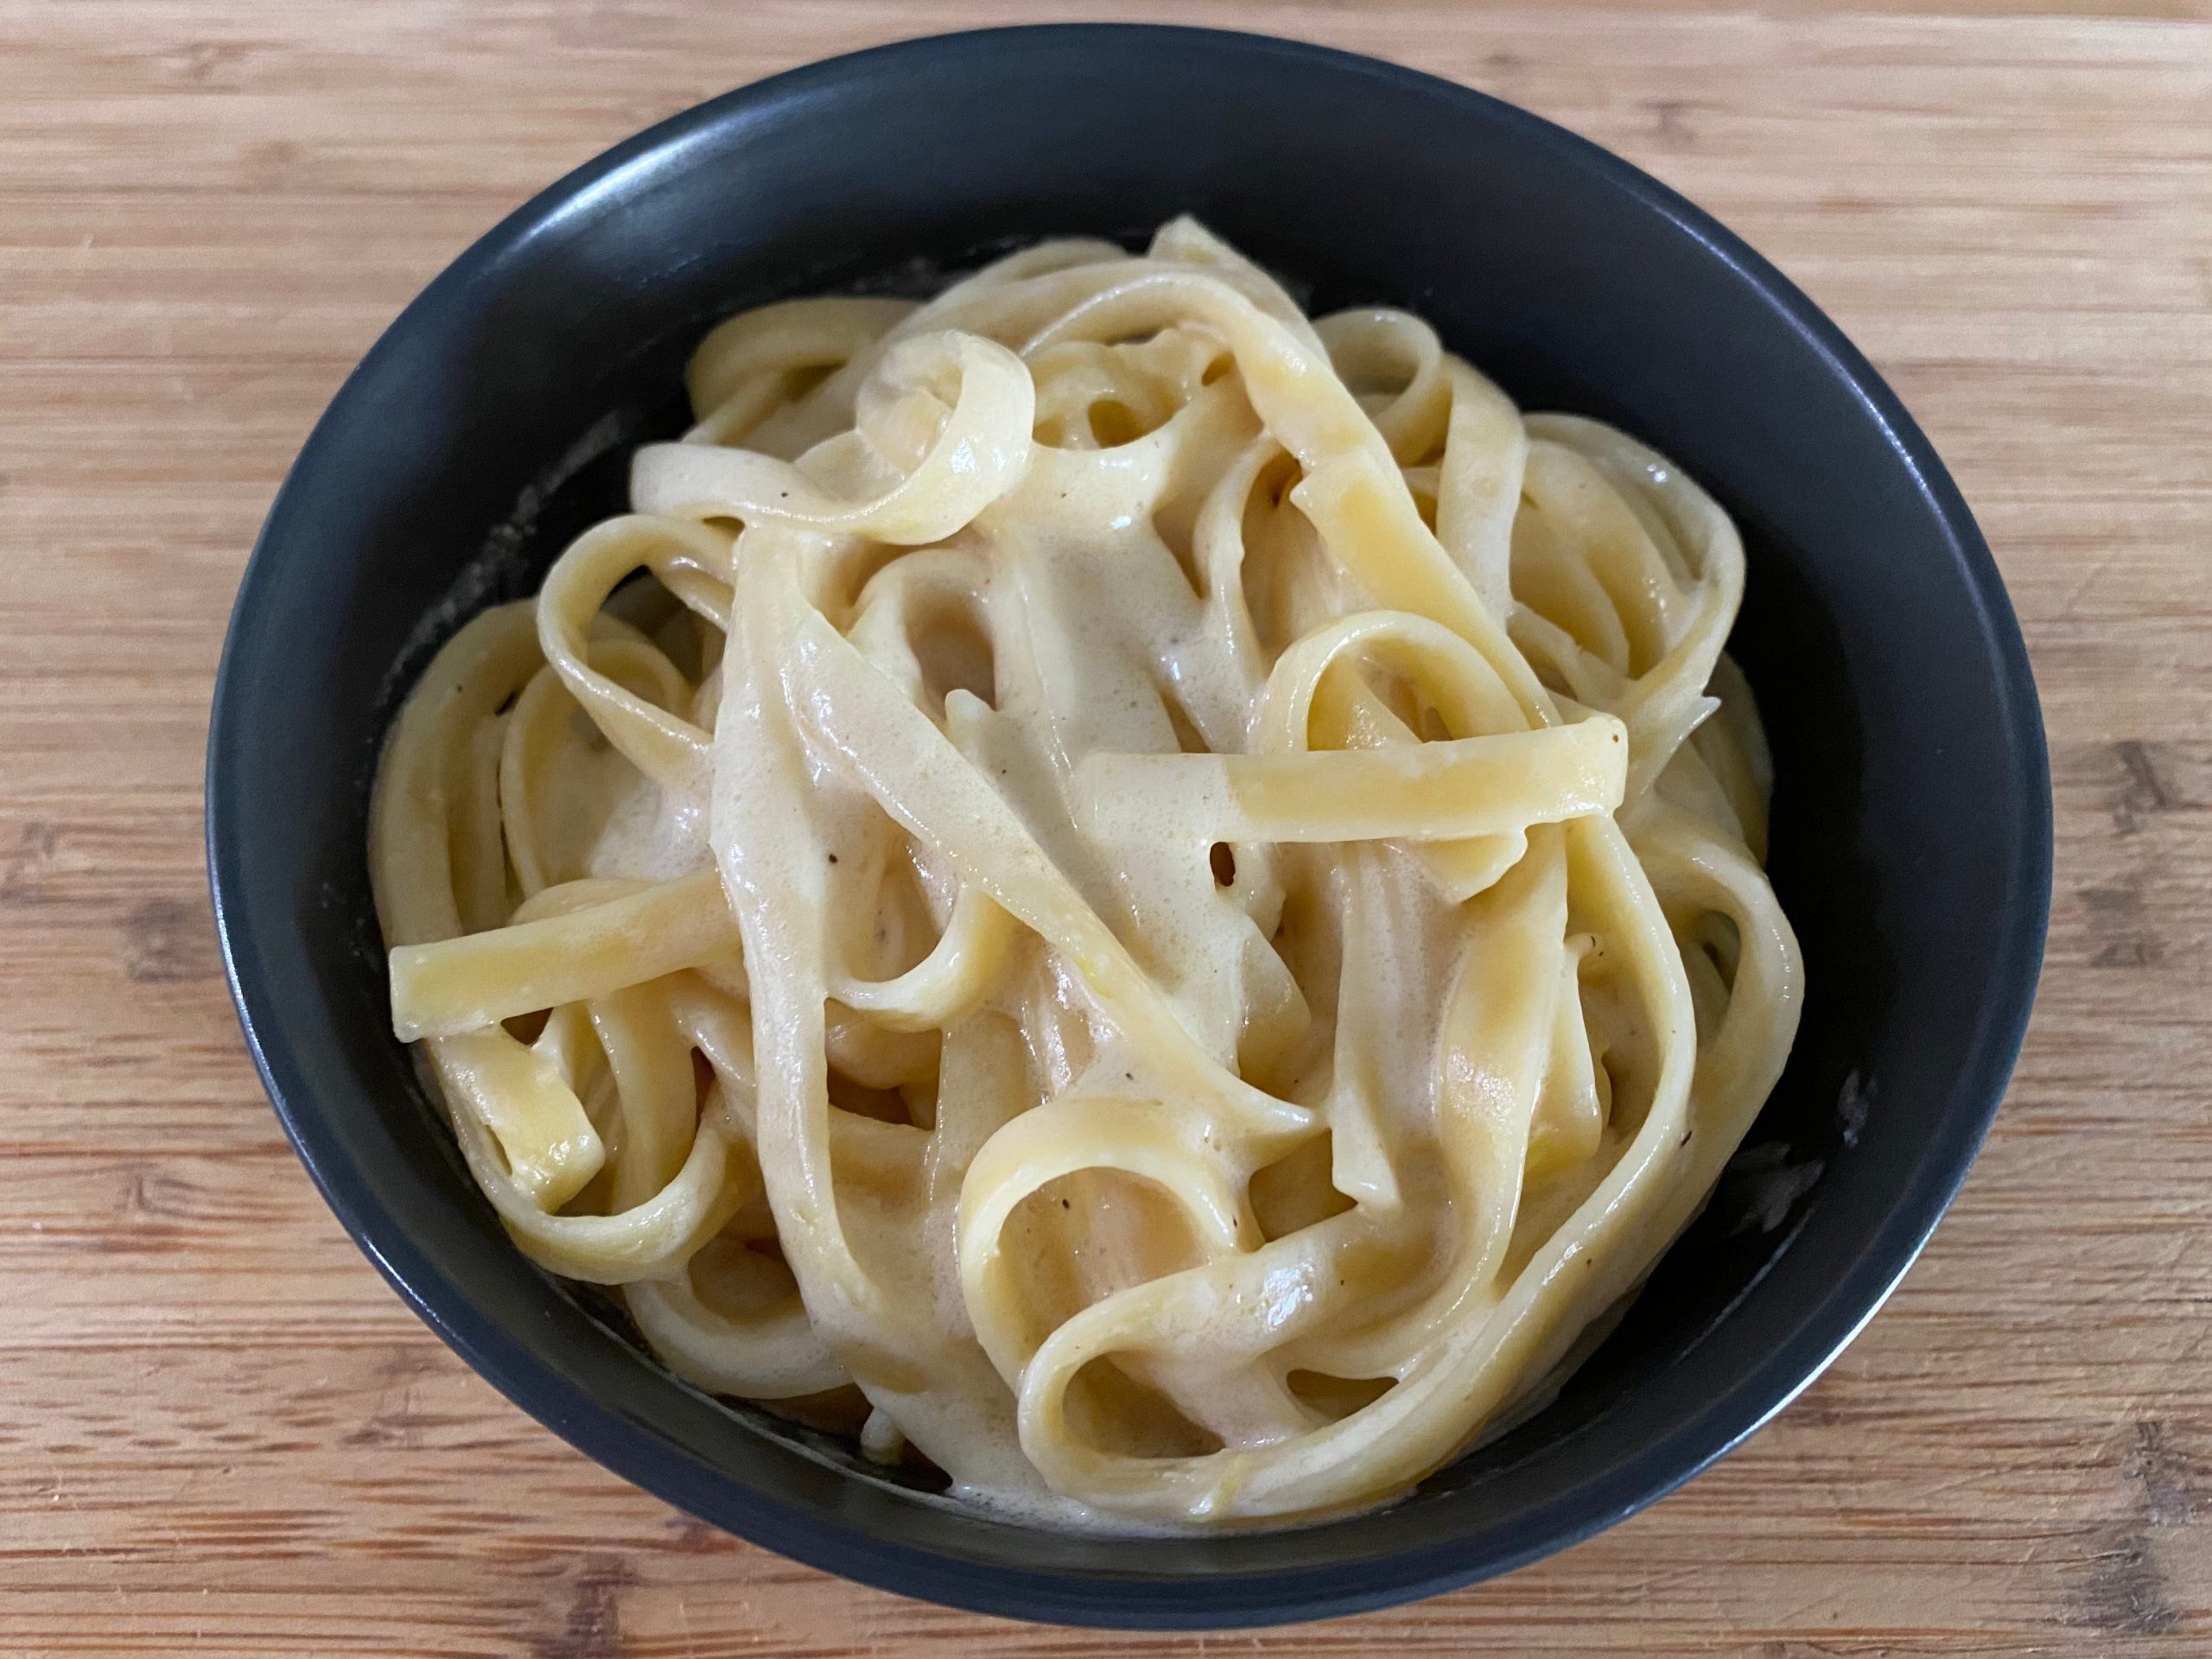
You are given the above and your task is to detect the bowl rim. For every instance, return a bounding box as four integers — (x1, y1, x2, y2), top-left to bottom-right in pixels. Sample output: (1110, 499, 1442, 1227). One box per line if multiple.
(206, 22, 2053, 1628)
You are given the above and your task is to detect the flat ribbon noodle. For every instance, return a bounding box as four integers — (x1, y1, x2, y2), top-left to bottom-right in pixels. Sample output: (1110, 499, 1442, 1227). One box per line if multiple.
(370, 219, 1802, 1529)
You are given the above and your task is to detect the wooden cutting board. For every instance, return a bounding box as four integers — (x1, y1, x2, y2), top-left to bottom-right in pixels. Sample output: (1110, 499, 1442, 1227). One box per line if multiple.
(3, 1, 2207, 1653)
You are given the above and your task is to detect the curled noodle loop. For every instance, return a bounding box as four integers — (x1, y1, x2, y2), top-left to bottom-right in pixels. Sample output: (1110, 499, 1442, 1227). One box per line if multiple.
(372, 219, 1802, 1529)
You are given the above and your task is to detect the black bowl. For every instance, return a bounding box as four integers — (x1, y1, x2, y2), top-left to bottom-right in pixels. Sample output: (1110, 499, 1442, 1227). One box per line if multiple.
(207, 24, 2050, 1629)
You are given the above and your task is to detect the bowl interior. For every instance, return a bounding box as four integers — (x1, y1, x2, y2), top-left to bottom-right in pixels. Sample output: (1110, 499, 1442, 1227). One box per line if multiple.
(209, 25, 2048, 1627)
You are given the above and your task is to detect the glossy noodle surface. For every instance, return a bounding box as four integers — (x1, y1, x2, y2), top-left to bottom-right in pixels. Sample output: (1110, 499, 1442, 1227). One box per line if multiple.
(371, 220, 1802, 1529)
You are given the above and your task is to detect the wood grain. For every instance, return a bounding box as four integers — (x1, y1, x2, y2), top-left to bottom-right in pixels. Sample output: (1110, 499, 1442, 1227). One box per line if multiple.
(3, 1, 2208, 1653)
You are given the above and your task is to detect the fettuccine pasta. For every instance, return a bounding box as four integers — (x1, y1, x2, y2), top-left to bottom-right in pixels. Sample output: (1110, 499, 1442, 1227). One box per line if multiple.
(371, 219, 1802, 1529)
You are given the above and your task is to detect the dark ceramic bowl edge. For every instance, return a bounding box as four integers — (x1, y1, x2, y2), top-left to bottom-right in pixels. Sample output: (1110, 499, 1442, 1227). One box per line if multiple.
(207, 24, 2054, 1629)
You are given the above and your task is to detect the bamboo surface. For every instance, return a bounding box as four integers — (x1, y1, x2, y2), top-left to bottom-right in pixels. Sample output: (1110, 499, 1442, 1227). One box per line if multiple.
(2, 2, 2209, 1653)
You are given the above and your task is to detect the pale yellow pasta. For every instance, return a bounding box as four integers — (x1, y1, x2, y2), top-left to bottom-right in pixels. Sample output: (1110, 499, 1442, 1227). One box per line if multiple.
(370, 219, 1802, 1530)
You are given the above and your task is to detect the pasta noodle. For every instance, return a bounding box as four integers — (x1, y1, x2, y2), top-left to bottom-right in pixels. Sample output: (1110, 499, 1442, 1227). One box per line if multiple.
(371, 219, 1802, 1529)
